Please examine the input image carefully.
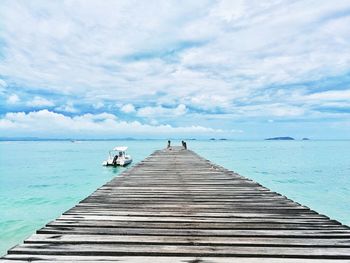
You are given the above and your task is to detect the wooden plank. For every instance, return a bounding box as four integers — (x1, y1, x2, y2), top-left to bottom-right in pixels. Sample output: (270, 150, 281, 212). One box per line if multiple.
(36, 226, 350, 237)
(47, 220, 347, 230)
(4, 255, 350, 262)
(63, 211, 331, 220)
(8, 243, 350, 258)
(26, 234, 350, 247)
(57, 214, 339, 224)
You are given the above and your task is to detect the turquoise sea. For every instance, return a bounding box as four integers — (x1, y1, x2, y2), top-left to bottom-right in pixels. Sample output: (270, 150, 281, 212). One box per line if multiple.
(1, 140, 350, 255)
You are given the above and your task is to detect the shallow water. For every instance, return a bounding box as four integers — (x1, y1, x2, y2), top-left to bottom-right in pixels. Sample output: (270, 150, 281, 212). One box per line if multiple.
(1, 140, 350, 255)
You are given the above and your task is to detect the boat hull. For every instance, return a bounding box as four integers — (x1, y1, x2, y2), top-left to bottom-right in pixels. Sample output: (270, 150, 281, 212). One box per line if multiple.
(102, 158, 132, 167)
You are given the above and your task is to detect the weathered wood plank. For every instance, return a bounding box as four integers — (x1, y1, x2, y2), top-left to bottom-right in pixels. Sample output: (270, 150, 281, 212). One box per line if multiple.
(36, 226, 350, 237)
(47, 220, 347, 230)
(8, 243, 350, 259)
(57, 214, 339, 224)
(4, 255, 350, 263)
(26, 234, 350, 247)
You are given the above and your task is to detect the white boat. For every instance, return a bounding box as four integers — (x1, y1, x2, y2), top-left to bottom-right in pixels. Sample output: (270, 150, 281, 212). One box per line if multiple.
(102, 146, 132, 166)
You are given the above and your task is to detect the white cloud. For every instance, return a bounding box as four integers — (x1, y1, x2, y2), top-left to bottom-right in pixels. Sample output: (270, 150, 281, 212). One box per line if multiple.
(92, 102, 104, 109)
(6, 94, 20, 104)
(1, 1, 350, 137)
(232, 103, 305, 117)
(1, 0, 349, 106)
(55, 102, 78, 113)
(306, 90, 350, 101)
(26, 96, 54, 107)
(0, 79, 7, 89)
(210, 0, 246, 22)
(138, 104, 187, 117)
(0, 110, 229, 138)
(190, 94, 232, 111)
(120, 103, 135, 113)
(0, 80, 6, 87)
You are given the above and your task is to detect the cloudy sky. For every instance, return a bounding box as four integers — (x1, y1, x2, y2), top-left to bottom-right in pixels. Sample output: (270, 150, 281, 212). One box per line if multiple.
(1, 0, 350, 139)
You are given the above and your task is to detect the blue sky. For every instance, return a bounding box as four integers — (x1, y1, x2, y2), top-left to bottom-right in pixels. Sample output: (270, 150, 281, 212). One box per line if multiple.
(1, 0, 350, 139)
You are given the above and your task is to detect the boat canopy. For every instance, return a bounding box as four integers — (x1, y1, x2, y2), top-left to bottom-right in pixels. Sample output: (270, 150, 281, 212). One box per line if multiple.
(113, 146, 128, 152)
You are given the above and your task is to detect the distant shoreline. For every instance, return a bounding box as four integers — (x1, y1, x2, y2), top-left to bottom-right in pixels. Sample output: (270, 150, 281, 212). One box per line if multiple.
(1, 138, 349, 142)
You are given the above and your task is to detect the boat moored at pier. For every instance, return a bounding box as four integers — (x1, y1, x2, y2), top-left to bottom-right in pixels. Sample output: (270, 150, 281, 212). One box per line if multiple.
(102, 146, 132, 166)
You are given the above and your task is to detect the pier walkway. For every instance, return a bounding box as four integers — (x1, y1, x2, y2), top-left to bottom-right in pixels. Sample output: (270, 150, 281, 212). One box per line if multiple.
(2, 147, 350, 262)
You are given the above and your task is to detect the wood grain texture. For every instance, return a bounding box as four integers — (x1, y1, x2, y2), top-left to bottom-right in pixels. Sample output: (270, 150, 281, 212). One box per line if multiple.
(2, 146, 350, 262)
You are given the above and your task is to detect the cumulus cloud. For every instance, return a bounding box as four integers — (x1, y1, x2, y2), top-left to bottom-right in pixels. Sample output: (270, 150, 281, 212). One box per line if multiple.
(6, 94, 20, 104)
(55, 102, 78, 113)
(26, 96, 54, 107)
(138, 104, 187, 117)
(0, 110, 229, 138)
(120, 103, 135, 113)
(0, 79, 7, 91)
(190, 95, 232, 111)
(92, 102, 104, 109)
(0, 79, 6, 86)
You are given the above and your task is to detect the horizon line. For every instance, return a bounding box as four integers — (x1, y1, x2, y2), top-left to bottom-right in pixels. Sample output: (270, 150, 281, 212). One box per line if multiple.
(1, 137, 350, 142)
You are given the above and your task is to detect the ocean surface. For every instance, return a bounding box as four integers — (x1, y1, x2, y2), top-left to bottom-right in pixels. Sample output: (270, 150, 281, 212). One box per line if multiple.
(1, 140, 350, 255)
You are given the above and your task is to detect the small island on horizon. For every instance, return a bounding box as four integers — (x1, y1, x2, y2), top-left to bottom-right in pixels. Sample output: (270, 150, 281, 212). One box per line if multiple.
(265, 137, 312, 141)
(265, 136, 295, 140)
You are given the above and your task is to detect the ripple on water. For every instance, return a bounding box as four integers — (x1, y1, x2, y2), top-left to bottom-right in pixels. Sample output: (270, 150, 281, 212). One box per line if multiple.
(28, 184, 53, 189)
(14, 197, 50, 205)
(273, 178, 315, 184)
(0, 220, 23, 228)
(72, 168, 85, 172)
(256, 171, 269, 175)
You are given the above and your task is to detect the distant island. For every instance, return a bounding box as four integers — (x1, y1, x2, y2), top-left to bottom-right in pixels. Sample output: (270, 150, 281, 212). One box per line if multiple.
(302, 138, 310, 140)
(265, 137, 295, 140)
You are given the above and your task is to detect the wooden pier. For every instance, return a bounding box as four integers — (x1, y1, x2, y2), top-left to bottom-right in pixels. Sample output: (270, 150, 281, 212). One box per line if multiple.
(2, 146, 350, 262)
